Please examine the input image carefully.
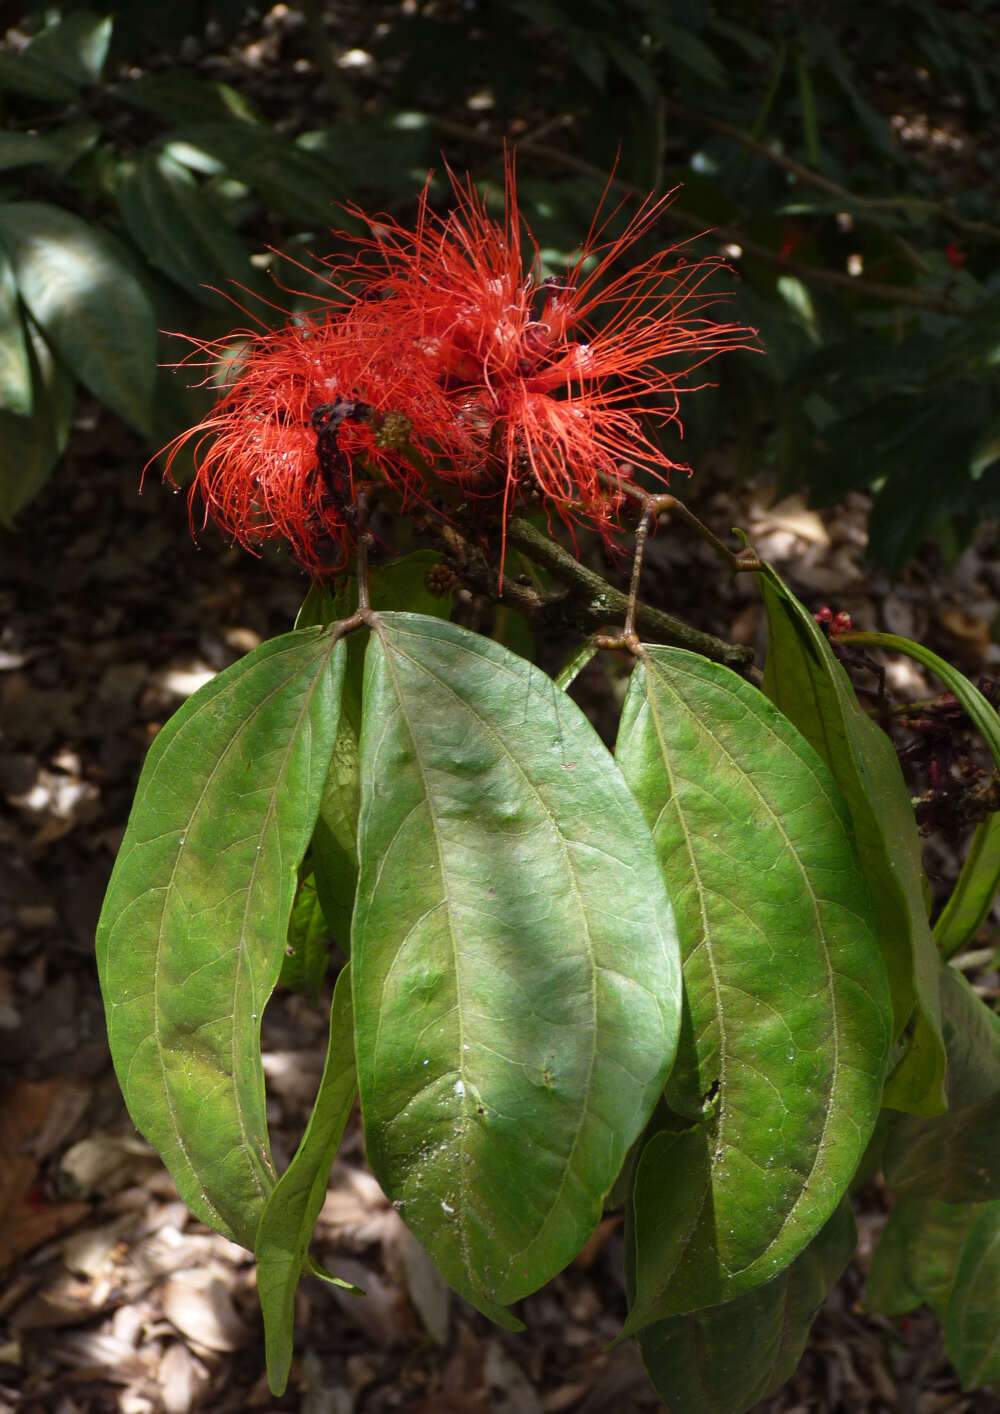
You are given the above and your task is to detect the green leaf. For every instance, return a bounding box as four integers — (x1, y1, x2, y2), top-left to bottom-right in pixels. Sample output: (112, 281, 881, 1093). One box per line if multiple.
(638, 1200, 856, 1414)
(256, 964, 359, 1397)
(115, 151, 270, 311)
(867, 1195, 982, 1320)
(841, 631, 1000, 774)
(935, 813, 1000, 960)
(296, 553, 452, 946)
(884, 965, 1000, 1202)
(615, 648, 890, 1325)
(0, 11, 111, 102)
(0, 133, 63, 173)
(23, 10, 112, 88)
(0, 316, 74, 524)
(279, 872, 332, 1000)
(970, 411, 1000, 481)
(165, 122, 343, 227)
(759, 565, 946, 1115)
(352, 613, 681, 1320)
(946, 1202, 1000, 1388)
(0, 202, 157, 435)
(96, 629, 348, 1248)
(117, 74, 261, 125)
(795, 54, 821, 166)
(0, 250, 32, 415)
(0, 53, 78, 103)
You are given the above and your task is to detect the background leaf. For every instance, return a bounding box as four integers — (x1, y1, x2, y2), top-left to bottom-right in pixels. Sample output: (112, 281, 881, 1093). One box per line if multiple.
(638, 1199, 856, 1414)
(945, 1202, 1000, 1388)
(616, 647, 890, 1325)
(352, 613, 682, 1318)
(0, 201, 157, 434)
(0, 250, 32, 416)
(115, 150, 270, 310)
(0, 316, 74, 526)
(866, 1195, 982, 1320)
(279, 872, 332, 1000)
(96, 629, 347, 1247)
(884, 964, 1000, 1203)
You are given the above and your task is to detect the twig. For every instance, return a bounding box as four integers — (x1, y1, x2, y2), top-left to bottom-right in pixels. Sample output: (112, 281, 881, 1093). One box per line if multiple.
(430, 116, 968, 317)
(505, 518, 754, 668)
(663, 97, 1000, 244)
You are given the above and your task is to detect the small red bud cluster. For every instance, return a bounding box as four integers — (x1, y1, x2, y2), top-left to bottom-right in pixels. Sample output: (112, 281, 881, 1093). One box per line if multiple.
(814, 606, 853, 636)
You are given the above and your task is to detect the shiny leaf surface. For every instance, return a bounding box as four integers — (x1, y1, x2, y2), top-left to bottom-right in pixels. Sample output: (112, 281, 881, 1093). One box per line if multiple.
(353, 614, 681, 1319)
(0, 200, 156, 433)
(759, 566, 945, 1114)
(97, 629, 347, 1246)
(616, 648, 890, 1324)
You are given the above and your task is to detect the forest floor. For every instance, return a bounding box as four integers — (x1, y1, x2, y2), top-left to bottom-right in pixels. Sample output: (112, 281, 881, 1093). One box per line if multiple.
(3, 403, 1000, 1414)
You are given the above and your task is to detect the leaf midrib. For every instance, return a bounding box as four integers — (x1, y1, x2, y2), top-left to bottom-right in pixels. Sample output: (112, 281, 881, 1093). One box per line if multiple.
(375, 619, 600, 1287)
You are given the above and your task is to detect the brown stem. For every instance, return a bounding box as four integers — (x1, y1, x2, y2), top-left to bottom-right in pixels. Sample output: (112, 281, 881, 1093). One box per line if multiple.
(504, 518, 754, 668)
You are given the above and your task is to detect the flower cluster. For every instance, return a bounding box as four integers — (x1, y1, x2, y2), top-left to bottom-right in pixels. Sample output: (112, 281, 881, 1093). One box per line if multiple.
(170, 160, 757, 576)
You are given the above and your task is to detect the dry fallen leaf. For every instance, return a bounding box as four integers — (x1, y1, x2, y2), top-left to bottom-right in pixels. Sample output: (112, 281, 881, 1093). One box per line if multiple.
(0, 1080, 89, 1268)
(161, 1269, 247, 1352)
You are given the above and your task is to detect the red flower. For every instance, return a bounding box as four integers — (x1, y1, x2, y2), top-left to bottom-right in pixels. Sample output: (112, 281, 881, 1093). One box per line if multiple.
(168, 159, 757, 576)
(945, 241, 966, 271)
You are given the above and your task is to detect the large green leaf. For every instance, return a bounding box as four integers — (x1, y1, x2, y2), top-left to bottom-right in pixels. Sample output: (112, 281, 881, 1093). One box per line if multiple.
(0, 12, 110, 101)
(616, 648, 890, 1326)
(638, 1199, 856, 1414)
(946, 1202, 1000, 1388)
(352, 613, 681, 1320)
(97, 629, 347, 1247)
(759, 566, 946, 1115)
(884, 964, 1000, 1202)
(20, 10, 112, 89)
(256, 963, 359, 1397)
(117, 73, 261, 125)
(115, 151, 269, 311)
(0, 316, 74, 525)
(0, 202, 156, 435)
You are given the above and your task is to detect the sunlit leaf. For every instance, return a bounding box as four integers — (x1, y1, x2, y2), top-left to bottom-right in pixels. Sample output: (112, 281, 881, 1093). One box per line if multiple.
(97, 629, 347, 1247)
(616, 647, 889, 1325)
(759, 565, 946, 1115)
(0, 201, 156, 434)
(353, 613, 681, 1320)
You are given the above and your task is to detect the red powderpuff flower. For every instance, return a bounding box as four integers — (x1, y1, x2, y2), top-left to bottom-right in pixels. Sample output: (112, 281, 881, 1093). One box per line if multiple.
(167, 303, 474, 573)
(168, 159, 757, 575)
(336, 161, 758, 550)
